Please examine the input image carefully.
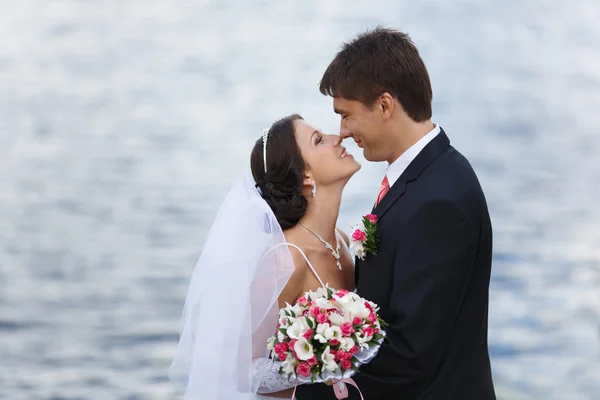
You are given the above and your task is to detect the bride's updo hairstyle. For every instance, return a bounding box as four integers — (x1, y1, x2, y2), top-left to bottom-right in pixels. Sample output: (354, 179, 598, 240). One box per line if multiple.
(251, 114, 307, 230)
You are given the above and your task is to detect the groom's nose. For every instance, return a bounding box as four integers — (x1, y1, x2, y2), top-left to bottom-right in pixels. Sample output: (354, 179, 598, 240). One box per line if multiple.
(340, 126, 352, 139)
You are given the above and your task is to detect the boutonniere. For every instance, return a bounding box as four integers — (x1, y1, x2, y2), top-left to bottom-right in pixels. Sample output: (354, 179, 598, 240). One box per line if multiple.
(350, 214, 380, 260)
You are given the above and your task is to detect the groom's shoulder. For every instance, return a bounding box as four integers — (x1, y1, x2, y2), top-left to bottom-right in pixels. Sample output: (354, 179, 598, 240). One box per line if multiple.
(427, 145, 478, 182)
(420, 145, 485, 201)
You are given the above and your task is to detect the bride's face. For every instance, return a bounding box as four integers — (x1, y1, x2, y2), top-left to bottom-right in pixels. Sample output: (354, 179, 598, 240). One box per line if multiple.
(293, 119, 361, 187)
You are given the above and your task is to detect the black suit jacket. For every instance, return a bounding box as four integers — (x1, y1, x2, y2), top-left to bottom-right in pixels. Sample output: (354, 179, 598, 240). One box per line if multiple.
(296, 130, 495, 400)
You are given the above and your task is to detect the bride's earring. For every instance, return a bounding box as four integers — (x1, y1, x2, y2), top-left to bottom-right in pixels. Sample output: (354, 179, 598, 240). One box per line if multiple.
(312, 182, 317, 198)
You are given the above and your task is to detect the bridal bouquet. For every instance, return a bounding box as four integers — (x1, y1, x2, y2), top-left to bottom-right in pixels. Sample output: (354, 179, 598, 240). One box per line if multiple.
(267, 286, 387, 384)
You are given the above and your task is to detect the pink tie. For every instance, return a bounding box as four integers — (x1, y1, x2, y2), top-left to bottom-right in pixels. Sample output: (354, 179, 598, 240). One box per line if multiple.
(376, 175, 390, 206)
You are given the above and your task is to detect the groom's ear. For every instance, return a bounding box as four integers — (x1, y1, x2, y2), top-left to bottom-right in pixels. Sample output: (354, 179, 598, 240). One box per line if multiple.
(378, 92, 395, 120)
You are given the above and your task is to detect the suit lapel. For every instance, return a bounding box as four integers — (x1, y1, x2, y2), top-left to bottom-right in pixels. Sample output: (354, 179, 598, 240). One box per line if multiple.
(355, 130, 450, 286)
(373, 129, 451, 221)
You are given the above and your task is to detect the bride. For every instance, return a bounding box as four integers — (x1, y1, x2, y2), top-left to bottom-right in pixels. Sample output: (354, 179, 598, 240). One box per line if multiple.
(170, 114, 361, 399)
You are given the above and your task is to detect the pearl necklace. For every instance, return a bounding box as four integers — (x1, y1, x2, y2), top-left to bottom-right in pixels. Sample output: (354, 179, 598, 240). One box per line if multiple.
(298, 222, 342, 271)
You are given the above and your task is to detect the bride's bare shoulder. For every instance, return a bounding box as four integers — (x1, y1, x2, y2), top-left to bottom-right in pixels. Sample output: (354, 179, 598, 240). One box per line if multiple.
(278, 233, 310, 308)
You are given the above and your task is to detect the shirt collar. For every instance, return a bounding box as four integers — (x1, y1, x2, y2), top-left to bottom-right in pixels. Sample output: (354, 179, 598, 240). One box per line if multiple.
(386, 124, 441, 187)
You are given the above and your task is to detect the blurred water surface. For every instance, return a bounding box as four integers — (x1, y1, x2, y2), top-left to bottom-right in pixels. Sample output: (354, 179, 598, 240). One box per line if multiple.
(1, 1, 599, 399)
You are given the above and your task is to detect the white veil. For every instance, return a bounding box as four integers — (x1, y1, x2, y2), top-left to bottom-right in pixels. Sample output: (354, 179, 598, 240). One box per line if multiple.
(169, 172, 296, 399)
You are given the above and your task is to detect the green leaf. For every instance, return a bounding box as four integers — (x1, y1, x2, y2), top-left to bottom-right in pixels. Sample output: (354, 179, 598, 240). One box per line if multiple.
(278, 328, 287, 335)
(306, 317, 314, 330)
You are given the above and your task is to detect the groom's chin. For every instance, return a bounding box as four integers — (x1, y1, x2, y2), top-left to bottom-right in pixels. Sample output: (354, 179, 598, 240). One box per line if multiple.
(362, 150, 386, 163)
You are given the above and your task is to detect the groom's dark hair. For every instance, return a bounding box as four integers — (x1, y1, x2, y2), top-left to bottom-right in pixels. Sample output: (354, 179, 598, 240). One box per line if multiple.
(320, 26, 432, 122)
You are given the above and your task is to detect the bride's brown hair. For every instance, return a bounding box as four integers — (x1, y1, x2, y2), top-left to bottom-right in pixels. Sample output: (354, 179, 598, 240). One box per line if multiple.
(250, 114, 307, 230)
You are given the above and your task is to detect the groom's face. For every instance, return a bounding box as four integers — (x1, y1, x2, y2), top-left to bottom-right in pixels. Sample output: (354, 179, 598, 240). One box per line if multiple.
(333, 97, 386, 162)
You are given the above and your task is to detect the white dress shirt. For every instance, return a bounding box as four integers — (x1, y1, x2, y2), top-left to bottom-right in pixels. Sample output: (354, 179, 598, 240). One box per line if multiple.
(386, 124, 441, 186)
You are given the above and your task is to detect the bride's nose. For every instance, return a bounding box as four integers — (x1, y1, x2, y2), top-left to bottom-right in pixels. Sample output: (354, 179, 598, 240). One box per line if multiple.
(331, 135, 343, 146)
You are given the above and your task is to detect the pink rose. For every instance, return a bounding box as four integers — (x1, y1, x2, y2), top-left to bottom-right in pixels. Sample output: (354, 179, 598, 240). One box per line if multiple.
(337, 351, 352, 361)
(352, 317, 363, 326)
(365, 214, 377, 224)
(311, 307, 321, 317)
(277, 351, 287, 361)
(363, 327, 376, 337)
(349, 346, 359, 355)
(274, 342, 289, 354)
(296, 362, 311, 377)
(364, 302, 374, 312)
(316, 313, 328, 324)
(341, 359, 352, 370)
(351, 229, 366, 242)
(367, 312, 377, 323)
(307, 355, 318, 367)
(289, 340, 298, 358)
(333, 350, 340, 362)
(335, 289, 349, 298)
(329, 338, 340, 346)
(303, 329, 313, 340)
(341, 322, 354, 337)
(297, 296, 308, 306)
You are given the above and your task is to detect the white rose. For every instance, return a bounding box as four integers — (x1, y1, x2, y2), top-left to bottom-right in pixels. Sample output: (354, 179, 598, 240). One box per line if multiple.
(321, 346, 338, 372)
(286, 322, 302, 339)
(288, 316, 312, 340)
(291, 304, 303, 316)
(314, 286, 329, 299)
(328, 312, 346, 326)
(334, 292, 353, 306)
(340, 337, 356, 352)
(346, 301, 370, 319)
(294, 337, 314, 361)
(356, 331, 373, 349)
(304, 316, 316, 330)
(281, 353, 296, 375)
(314, 323, 330, 343)
(324, 325, 342, 340)
(349, 240, 365, 260)
(314, 297, 330, 309)
(267, 336, 276, 351)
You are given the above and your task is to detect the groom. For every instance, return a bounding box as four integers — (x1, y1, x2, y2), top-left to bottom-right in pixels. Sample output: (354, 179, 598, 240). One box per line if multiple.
(295, 27, 496, 400)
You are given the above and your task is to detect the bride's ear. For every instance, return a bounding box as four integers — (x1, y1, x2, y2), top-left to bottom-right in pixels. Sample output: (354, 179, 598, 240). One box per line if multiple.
(302, 173, 313, 187)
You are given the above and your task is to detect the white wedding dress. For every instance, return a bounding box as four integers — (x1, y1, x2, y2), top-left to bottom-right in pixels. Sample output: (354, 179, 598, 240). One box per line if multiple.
(253, 243, 328, 400)
(169, 173, 330, 400)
